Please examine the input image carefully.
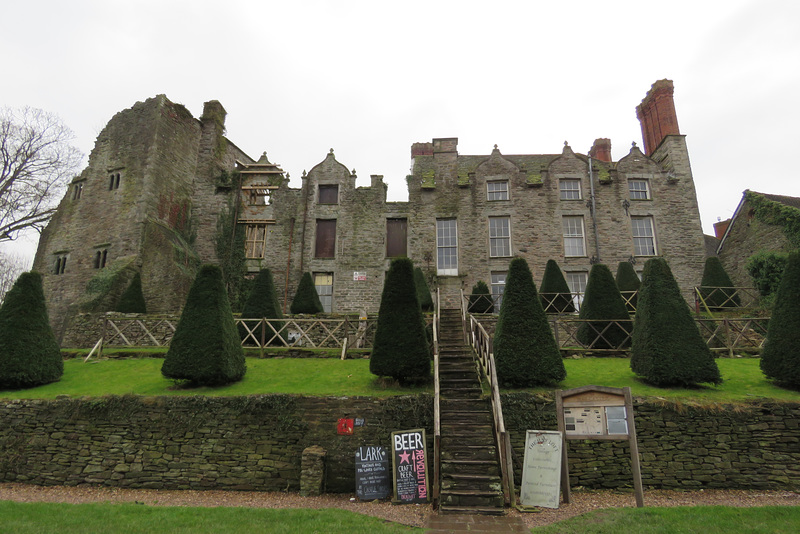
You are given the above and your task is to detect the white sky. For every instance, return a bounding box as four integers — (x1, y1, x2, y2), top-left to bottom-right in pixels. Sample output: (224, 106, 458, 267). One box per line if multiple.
(3, 0, 800, 265)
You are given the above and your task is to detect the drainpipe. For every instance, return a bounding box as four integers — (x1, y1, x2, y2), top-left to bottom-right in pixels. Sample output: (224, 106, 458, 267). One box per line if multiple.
(588, 157, 601, 262)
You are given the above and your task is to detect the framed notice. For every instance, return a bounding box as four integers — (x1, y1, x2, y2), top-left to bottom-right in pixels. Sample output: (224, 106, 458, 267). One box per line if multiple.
(355, 446, 390, 500)
(391, 428, 428, 504)
(520, 430, 562, 508)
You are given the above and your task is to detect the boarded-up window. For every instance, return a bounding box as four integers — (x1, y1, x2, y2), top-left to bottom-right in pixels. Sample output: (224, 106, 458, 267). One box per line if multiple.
(314, 272, 333, 312)
(245, 224, 267, 258)
(386, 218, 408, 257)
(319, 184, 338, 204)
(315, 219, 336, 258)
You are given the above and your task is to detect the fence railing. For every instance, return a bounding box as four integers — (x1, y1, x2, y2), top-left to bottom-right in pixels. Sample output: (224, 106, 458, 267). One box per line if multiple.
(694, 286, 762, 314)
(432, 288, 441, 508)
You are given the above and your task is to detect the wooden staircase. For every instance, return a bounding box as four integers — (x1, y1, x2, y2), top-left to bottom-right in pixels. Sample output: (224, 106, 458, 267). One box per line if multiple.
(437, 309, 505, 515)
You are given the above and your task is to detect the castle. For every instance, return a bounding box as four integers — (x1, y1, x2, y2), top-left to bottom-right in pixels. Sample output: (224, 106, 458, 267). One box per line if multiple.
(34, 80, 707, 339)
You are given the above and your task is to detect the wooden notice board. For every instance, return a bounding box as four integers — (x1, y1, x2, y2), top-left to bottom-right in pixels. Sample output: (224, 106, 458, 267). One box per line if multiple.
(391, 429, 429, 504)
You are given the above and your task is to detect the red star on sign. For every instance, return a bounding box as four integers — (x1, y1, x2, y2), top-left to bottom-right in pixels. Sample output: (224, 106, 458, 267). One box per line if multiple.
(399, 450, 411, 464)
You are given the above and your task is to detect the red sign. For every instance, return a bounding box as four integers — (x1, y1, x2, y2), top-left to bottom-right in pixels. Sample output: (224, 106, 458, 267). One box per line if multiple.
(337, 418, 354, 435)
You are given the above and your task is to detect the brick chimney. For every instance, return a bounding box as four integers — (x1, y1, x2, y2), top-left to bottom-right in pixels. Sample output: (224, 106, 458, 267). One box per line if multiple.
(713, 219, 731, 240)
(411, 142, 434, 157)
(636, 80, 680, 156)
(589, 138, 612, 162)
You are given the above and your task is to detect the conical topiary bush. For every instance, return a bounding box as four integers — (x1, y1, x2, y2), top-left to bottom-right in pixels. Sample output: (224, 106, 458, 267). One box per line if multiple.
(468, 280, 494, 314)
(494, 257, 565, 387)
(414, 267, 434, 312)
(240, 268, 284, 345)
(615, 261, 641, 314)
(115, 272, 147, 313)
(539, 259, 575, 313)
(0, 271, 63, 389)
(630, 258, 721, 387)
(760, 251, 800, 387)
(161, 265, 245, 386)
(370, 258, 430, 382)
(576, 264, 632, 350)
(290, 272, 324, 314)
(699, 256, 740, 310)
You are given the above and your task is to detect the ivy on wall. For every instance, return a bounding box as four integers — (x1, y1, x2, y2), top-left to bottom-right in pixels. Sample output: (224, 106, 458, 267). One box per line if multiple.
(745, 191, 800, 248)
(214, 171, 248, 311)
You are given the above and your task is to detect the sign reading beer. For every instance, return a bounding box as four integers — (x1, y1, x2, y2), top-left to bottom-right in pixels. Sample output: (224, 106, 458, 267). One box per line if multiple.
(391, 428, 428, 504)
(355, 446, 390, 500)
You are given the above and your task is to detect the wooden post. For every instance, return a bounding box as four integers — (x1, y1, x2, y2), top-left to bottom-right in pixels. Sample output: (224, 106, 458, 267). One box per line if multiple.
(100, 315, 107, 358)
(555, 390, 572, 504)
(624, 387, 645, 507)
(260, 318, 266, 358)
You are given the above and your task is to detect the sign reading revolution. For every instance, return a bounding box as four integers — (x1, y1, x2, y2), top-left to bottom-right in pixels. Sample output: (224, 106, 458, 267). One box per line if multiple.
(391, 428, 428, 504)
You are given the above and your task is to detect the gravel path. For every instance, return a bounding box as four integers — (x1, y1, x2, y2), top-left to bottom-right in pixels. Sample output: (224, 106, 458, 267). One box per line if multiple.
(0, 483, 797, 530)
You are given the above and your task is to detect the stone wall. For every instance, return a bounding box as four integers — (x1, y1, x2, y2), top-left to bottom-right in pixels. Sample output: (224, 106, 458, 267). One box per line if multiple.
(1, 394, 798, 493)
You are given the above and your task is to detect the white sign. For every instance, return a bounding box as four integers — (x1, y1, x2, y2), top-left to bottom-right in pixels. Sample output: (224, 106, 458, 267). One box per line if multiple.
(520, 430, 562, 509)
(353, 271, 367, 281)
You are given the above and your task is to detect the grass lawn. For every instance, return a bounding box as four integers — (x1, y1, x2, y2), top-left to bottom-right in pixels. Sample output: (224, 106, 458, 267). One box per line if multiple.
(0, 501, 420, 533)
(532, 505, 800, 533)
(1, 356, 798, 403)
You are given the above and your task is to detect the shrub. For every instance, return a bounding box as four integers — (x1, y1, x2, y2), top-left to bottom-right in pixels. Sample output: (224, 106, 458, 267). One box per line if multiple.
(760, 251, 800, 387)
(746, 250, 788, 298)
(539, 259, 575, 313)
(494, 257, 565, 387)
(370, 258, 430, 381)
(699, 256, 740, 310)
(290, 272, 324, 314)
(161, 265, 245, 386)
(239, 268, 284, 344)
(630, 258, 721, 387)
(0, 272, 63, 389)
(576, 264, 631, 349)
(468, 280, 494, 314)
(414, 267, 434, 312)
(615, 261, 641, 314)
(115, 272, 147, 313)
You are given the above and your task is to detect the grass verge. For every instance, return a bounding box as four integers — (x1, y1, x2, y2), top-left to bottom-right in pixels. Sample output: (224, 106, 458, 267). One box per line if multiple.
(0, 501, 420, 533)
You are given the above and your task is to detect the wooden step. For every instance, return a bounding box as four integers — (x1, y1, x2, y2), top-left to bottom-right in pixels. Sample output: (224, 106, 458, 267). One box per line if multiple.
(439, 504, 505, 516)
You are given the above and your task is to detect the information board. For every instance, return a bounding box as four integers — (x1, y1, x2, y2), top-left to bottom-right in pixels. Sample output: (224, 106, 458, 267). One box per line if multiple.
(355, 446, 390, 500)
(391, 428, 428, 504)
(520, 430, 562, 509)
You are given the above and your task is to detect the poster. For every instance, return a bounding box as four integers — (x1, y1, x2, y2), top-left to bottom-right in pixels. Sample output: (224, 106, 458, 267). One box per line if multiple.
(520, 430, 562, 508)
(391, 428, 428, 504)
(355, 446, 390, 500)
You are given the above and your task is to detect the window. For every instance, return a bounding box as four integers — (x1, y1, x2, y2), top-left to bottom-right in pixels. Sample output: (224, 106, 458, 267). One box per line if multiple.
(487, 181, 509, 201)
(488, 217, 511, 257)
(109, 172, 121, 190)
(314, 272, 333, 312)
(93, 249, 108, 269)
(559, 179, 581, 200)
(629, 179, 650, 200)
(54, 255, 67, 275)
(315, 219, 336, 258)
(245, 224, 267, 258)
(248, 188, 269, 205)
(72, 182, 83, 200)
(436, 219, 458, 275)
(562, 216, 586, 257)
(491, 271, 506, 311)
(318, 184, 338, 204)
(565, 271, 588, 311)
(386, 218, 408, 257)
(632, 216, 656, 256)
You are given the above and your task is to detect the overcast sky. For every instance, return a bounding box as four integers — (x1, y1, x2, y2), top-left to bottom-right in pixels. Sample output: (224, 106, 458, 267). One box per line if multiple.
(3, 0, 799, 265)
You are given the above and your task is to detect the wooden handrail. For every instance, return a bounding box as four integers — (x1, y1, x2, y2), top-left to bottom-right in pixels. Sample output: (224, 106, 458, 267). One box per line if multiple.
(432, 288, 441, 507)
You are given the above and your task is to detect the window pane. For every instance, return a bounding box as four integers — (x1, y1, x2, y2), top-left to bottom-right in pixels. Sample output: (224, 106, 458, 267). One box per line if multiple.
(314, 272, 333, 312)
(487, 181, 509, 201)
(560, 180, 581, 200)
(437, 219, 458, 274)
(566, 272, 587, 311)
(491, 271, 506, 310)
(562, 216, 585, 256)
(489, 217, 510, 257)
(629, 180, 649, 200)
(631, 217, 656, 256)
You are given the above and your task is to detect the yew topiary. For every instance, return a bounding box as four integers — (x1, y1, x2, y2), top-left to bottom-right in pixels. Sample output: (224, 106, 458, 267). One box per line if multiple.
(615, 261, 641, 314)
(161, 265, 245, 386)
(240, 268, 284, 344)
(370, 258, 430, 381)
(760, 251, 800, 387)
(115, 272, 147, 313)
(0, 271, 63, 389)
(630, 258, 721, 387)
(290, 272, 324, 314)
(539, 259, 575, 313)
(494, 257, 565, 387)
(576, 264, 631, 349)
(468, 280, 494, 314)
(414, 267, 434, 312)
(699, 256, 740, 310)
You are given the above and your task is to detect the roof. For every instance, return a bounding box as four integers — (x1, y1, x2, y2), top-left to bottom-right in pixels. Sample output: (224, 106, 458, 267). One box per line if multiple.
(716, 190, 800, 253)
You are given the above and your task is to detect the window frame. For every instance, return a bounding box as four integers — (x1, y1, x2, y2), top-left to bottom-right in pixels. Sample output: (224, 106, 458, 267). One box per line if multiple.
(315, 219, 337, 258)
(565, 271, 588, 311)
(488, 216, 511, 258)
(562, 215, 586, 257)
(559, 179, 582, 200)
(628, 179, 650, 200)
(245, 224, 268, 259)
(491, 271, 506, 311)
(318, 184, 339, 205)
(386, 218, 408, 258)
(487, 180, 509, 201)
(313, 272, 333, 313)
(436, 218, 458, 276)
(631, 216, 657, 256)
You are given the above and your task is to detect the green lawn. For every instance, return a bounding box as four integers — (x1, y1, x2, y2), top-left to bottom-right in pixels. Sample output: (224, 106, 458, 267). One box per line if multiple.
(1, 356, 798, 403)
(532, 505, 800, 533)
(0, 501, 420, 533)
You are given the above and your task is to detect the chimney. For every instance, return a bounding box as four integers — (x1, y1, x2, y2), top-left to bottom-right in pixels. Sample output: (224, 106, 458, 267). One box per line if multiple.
(589, 138, 612, 162)
(411, 142, 434, 157)
(636, 80, 680, 156)
(713, 219, 731, 240)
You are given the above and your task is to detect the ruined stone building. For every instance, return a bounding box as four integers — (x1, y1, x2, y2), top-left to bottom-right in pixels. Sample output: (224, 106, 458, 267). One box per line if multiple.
(34, 80, 707, 338)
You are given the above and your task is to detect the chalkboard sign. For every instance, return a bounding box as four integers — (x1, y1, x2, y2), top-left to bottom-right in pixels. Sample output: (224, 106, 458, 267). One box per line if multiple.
(355, 446, 390, 500)
(520, 430, 562, 509)
(391, 428, 428, 504)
